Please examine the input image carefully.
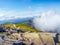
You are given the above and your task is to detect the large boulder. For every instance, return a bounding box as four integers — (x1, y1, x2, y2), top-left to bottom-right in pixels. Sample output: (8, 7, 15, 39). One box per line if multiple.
(0, 26, 6, 32)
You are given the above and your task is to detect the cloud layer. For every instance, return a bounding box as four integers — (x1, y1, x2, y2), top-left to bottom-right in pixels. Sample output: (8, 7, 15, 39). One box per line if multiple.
(33, 10, 60, 33)
(0, 9, 40, 21)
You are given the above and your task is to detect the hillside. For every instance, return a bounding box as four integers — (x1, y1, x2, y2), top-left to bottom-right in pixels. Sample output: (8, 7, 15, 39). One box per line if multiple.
(2, 21, 41, 32)
(0, 21, 60, 45)
(0, 32, 60, 45)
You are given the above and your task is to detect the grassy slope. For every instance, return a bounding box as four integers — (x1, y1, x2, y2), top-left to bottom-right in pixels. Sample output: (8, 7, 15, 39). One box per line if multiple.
(0, 22, 42, 39)
(3, 22, 41, 32)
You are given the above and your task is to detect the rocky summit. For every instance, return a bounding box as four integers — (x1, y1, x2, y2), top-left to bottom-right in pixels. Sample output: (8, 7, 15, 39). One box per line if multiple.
(0, 32, 60, 45)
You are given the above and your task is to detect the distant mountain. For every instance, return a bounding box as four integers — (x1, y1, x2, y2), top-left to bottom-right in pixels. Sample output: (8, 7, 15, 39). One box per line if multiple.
(0, 17, 33, 24)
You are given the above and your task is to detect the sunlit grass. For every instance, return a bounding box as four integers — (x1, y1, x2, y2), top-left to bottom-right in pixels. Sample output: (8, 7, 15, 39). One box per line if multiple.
(3, 23, 40, 32)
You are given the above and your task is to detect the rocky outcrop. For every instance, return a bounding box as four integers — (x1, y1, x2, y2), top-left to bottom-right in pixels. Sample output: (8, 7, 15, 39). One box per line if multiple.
(0, 32, 60, 45)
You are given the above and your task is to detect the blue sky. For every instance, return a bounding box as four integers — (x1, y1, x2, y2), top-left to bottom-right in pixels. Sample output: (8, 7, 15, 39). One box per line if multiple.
(0, 0, 60, 23)
(0, 0, 60, 11)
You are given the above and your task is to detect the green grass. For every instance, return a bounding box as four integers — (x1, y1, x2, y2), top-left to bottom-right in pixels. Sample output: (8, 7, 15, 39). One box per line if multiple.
(3, 22, 41, 32)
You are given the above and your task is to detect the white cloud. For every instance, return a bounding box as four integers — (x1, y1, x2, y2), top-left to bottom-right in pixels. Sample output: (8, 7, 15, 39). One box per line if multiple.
(33, 9, 60, 33)
(0, 9, 40, 21)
